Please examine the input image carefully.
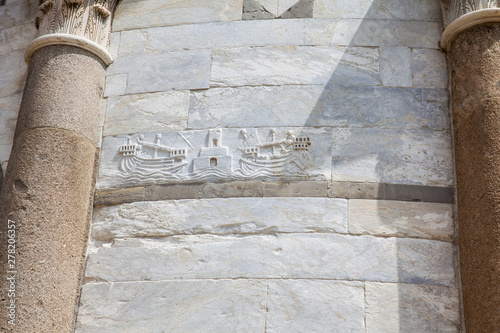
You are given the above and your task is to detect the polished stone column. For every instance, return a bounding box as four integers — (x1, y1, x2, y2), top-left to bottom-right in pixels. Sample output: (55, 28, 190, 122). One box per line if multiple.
(441, 1, 500, 331)
(0, 1, 118, 331)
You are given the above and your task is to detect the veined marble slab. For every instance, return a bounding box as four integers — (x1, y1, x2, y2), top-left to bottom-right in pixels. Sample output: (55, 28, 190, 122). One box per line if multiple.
(412, 48, 448, 89)
(91, 197, 348, 241)
(314, 0, 441, 21)
(104, 91, 190, 136)
(349, 200, 454, 241)
(119, 19, 305, 55)
(380, 46, 412, 87)
(365, 282, 460, 333)
(97, 127, 331, 188)
(113, 0, 244, 31)
(331, 128, 454, 186)
(305, 19, 442, 49)
(267, 280, 365, 332)
(210, 45, 380, 87)
(0, 50, 27, 98)
(189, 85, 449, 130)
(106, 50, 212, 94)
(85, 234, 454, 285)
(76, 280, 267, 332)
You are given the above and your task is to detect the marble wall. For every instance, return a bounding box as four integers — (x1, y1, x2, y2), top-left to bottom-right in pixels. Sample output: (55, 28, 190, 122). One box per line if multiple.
(0, 0, 461, 331)
(0, 0, 38, 176)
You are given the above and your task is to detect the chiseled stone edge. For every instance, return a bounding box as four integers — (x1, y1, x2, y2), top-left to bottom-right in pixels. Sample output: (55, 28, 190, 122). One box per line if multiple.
(94, 180, 454, 206)
(441, 8, 500, 51)
(25, 34, 114, 66)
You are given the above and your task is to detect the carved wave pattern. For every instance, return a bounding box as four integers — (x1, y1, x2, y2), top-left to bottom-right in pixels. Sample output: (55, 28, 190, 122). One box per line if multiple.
(443, 0, 500, 26)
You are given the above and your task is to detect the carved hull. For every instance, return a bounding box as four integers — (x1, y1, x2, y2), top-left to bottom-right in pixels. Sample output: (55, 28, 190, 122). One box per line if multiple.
(120, 155, 187, 174)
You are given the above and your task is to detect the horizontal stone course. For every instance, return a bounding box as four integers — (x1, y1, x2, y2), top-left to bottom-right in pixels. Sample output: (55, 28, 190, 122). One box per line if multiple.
(76, 279, 267, 332)
(348, 199, 454, 241)
(305, 19, 442, 49)
(112, 0, 244, 31)
(106, 50, 212, 94)
(210, 45, 380, 87)
(91, 197, 348, 241)
(85, 234, 454, 285)
(267, 280, 365, 332)
(314, 0, 442, 21)
(189, 86, 449, 130)
(365, 282, 460, 332)
(104, 91, 190, 136)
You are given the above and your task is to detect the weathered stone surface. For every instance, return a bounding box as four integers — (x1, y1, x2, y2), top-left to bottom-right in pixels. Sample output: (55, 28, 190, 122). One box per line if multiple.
(0, 0, 39, 30)
(104, 74, 127, 97)
(85, 234, 454, 285)
(267, 280, 365, 332)
(104, 91, 190, 136)
(380, 46, 412, 87)
(91, 197, 348, 241)
(331, 128, 454, 186)
(264, 180, 328, 197)
(242, 0, 275, 20)
(0, 144, 12, 165)
(0, 23, 36, 56)
(314, 0, 441, 21)
(279, 0, 313, 19)
(76, 280, 267, 332)
(0, 128, 97, 333)
(113, 0, 244, 31)
(349, 200, 454, 241)
(108, 32, 120, 59)
(0, 50, 27, 98)
(365, 282, 460, 333)
(412, 48, 448, 89)
(107, 50, 212, 94)
(189, 86, 449, 130)
(385, 183, 455, 203)
(120, 19, 305, 54)
(15, 45, 106, 145)
(0, 94, 21, 146)
(98, 127, 331, 189)
(210, 46, 380, 87)
(305, 19, 442, 49)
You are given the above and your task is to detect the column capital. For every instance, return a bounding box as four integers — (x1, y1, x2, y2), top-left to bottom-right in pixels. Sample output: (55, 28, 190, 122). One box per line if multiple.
(25, 0, 119, 65)
(441, 1, 500, 50)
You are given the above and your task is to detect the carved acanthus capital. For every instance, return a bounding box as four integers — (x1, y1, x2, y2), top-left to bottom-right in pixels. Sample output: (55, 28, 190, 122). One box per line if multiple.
(26, 0, 119, 65)
(440, 0, 500, 50)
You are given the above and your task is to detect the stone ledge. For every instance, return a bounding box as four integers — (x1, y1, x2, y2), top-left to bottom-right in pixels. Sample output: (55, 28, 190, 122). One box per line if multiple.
(94, 180, 454, 206)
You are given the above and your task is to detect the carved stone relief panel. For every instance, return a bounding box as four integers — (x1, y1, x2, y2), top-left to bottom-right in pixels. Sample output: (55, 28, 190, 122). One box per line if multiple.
(99, 128, 332, 188)
(35, 0, 118, 49)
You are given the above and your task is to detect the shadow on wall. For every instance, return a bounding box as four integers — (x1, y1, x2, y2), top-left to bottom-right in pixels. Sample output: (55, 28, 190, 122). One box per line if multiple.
(0, 164, 3, 190)
(304, 1, 456, 332)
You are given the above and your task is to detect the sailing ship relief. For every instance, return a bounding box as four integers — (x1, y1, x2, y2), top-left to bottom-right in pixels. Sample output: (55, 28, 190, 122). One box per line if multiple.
(116, 128, 322, 183)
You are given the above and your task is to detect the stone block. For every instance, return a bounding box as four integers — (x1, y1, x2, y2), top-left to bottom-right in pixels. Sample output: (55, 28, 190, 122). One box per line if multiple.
(76, 280, 267, 332)
(279, 0, 313, 19)
(264, 180, 328, 197)
(97, 127, 331, 189)
(189, 86, 449, 130)
(125, 19, 305, 54)
(348, 182, 386, 199)
(412, 48, 448, 89)
(0, 49, 27, 98)
(349, 200, 454, 241)
(385, 183, 455, 203)
(91, 197, 347, 241)
(0, 0, 39, 30)
(380, 46, 412, 87)
(104, 91, 190, 136)
(267, 280, 365, 332)
(312, 86, 450, 130)
(305, 19, 442, 49)
(210, 45, 380, 87)
(104, 74, 127, 97)
(314, 0, 441, 21)
(365, 282, 460, 333)
(331, 128, 454, 186)
(0, 23, 36, 56)
(201, 180, 265, 198)
(85, 234, 454, 285)
(107, 50, 212, 94)
(0, 94, 21, 145)
(113, 0, 244, 31)
(108, 32, 120, 59)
